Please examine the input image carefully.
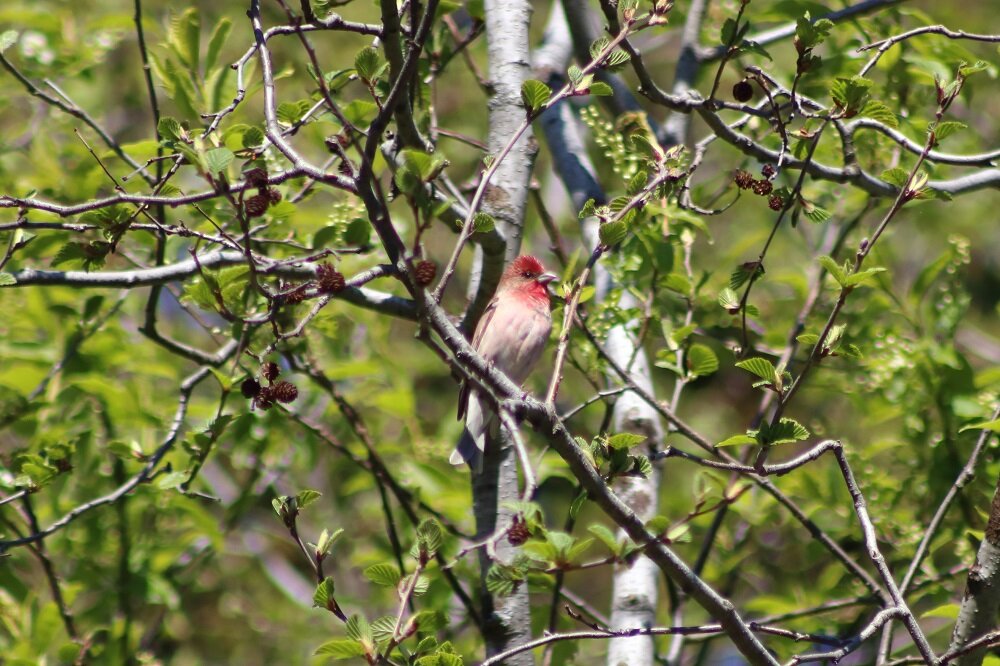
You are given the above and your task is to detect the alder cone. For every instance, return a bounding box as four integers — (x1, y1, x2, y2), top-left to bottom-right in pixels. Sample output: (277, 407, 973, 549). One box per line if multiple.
(733, 80, 753, 102)
(271, 381, 299, 403)
(507, 516, 530, 546)
(241, 377, 261, 399)
(244, 194, 269, 217)
(316, 263, 346, 293)
(414, 260, 437, 286)
(752, 178, 773, 196)
(244, 167, 268, 188)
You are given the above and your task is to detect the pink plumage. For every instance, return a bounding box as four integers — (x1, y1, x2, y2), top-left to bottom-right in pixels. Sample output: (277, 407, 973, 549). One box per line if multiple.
(451, 255, 556, 467)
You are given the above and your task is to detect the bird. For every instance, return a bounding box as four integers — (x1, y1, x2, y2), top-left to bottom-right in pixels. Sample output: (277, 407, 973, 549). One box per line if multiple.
(450, 255, 556, 468)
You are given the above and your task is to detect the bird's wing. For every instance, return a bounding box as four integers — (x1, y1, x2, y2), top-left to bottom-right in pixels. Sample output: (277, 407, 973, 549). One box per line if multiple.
(457, 296, 499, 421)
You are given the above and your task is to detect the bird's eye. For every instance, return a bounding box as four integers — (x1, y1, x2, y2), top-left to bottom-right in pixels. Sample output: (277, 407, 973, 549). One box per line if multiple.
(522, 271, 533, 279)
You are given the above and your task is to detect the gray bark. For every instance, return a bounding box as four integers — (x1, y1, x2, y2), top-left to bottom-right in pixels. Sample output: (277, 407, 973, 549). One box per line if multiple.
(949, 473, 1000, 665)
(535, 9, 663, 665)
(470, 0, 538, 663)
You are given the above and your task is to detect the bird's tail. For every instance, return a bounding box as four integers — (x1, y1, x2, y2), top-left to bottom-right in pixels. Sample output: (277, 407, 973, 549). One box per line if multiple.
(449, 428, 484, 472)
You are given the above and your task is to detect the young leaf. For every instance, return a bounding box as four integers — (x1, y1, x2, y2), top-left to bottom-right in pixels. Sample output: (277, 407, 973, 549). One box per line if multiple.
(607, 433, 646, 450)
(844, 267, 887, 287)
(599, 220, 628, 246)
(364, 563, 401, 587)
(960, 419, 1000, 433)
(296, 489, 322, 509)
(520, 79, 552, 113)
(736, 357, 777, 383)
(354, 46, 384, 81)
(818, 255, 848, 287)
(717, 433, 759, 447)
(686, 344, 719, 378)
(314, 639, 366, 659)
(203, 147, 233, 176)
(718, 287, 740, 313)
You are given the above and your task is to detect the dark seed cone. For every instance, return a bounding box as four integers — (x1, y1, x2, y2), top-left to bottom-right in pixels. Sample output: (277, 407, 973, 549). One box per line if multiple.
(266, 187, 282, 204)
(734, 170, 754, 190)
(254, 387, 275, 410)
(761, 163, 776, 178)
(507, 516, 530, 546)
(271, 380, 299, 404)
(241, 377, 261, 399)
(733, 80, 753, 102)
(244, 194, 270, 217)
(414, 260, 437, 286)
(768, 195, 784, 211)
(262, 361, 280, 382)
(752, 179, 773, 196)
(283, 286, 308, 304)
(244, 167, 268, 188)
(316, 263, 346, 293)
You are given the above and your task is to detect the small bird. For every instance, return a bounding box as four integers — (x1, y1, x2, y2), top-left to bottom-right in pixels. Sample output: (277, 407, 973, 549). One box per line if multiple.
(451, 255, 556, 468)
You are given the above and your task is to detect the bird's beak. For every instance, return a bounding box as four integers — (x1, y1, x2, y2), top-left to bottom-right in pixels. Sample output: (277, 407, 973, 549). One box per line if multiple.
(538, 272, 557, 285)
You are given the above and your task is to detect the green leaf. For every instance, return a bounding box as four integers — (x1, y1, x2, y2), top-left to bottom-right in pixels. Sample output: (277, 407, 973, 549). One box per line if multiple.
(880, 167, 909, 188)
(599, 220, 628, 246)
(344, 218, 371, 246)
(203, 147, 234, 176)
(0, 272, 15, 286)
(277, 100, 311, 126)
(520, 79, 552, 113)
(797, 333, 820, 346)
(364, 563, 401, 587)
(959, 60, 989, 78)
(801, 199, 832, 223)
(472, 212, 495, 233)
(157, 116, 184, 143)
(933, 120, 967, 141)
(296, 489, 322, 509)
(718, 287, 740, 313)
(569, 489, 587, 519)
(169, 8, 201, 74)
(354, 46, 385, 81)
(367, 615, 396, 642)
(607, 433, 646, 450)
(400, 149, 449, 182)
(921, 603, 960, 620)
(0, 30, 17, 54)
(736, 357, 777, 383)
(686, 344, 719, 378)
(314, 528, 344, 557)
(588, 524, 620, 553)
(668, 323, 697, 349)
(830, 76, 873, 116)
(313, 577, 336, 608)
(759, 418, 810, 445)
(205, 18, 232, 73)
(858, 100, 898, 128)
(960, 419, 1000, 434)
(314, 639, 366, 659)
(717, 433, 759, 447)
(844, 267, 886, 287)
(794, 14, 834, 52)
(242, 126, 264, 149)
(662, 273, 691, 294)
(346, 614, 373, 644)
(588, 81, 613, 97)
(416, 518, 443, 557)
(818, 255, 848, 286)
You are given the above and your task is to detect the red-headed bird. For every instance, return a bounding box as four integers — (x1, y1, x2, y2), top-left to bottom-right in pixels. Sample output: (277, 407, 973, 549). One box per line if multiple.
(451, 255, 556, 467)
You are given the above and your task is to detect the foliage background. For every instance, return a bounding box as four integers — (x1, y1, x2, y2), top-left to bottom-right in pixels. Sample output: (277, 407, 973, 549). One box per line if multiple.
(0, 0, 999, 664)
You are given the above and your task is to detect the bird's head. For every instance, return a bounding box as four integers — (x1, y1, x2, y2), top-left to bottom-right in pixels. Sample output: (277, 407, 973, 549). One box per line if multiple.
(500, 255, 557, 301)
